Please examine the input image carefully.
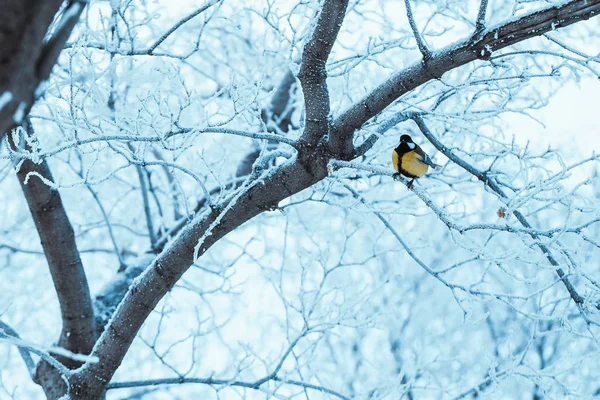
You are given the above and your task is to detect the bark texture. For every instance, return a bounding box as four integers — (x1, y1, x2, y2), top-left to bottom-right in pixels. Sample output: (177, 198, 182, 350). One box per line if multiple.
(15, 155, 95, 399)
(0, 0, 64, 137)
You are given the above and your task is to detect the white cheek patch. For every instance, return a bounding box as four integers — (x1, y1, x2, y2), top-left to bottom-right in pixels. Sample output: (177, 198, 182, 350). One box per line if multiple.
(407, 142, 416, 150)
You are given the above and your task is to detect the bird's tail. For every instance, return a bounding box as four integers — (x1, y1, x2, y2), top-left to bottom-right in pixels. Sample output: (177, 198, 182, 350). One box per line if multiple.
(423, 155, 441, 170)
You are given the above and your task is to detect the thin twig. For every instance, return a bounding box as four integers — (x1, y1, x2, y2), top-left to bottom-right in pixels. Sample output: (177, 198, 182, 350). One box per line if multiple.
(404, 0, 431, 59)
(106, 375, 350, 400)
(147, 0, 222, 54)
(83, 184, 127, 268)
(0, 328, 70, 379)
(151, 149, 183, 221)
(474, 0, 489, 35)
(0, 320, 36, 378)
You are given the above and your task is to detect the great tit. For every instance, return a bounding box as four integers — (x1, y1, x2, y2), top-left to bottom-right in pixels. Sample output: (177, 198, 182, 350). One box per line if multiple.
(392, 134, 440, 188)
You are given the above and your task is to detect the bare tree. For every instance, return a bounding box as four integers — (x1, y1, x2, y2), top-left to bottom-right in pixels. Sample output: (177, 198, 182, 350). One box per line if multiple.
(1, 0, 600, 399)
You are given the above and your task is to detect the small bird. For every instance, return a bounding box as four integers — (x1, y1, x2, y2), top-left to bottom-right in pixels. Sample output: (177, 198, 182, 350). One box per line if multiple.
(392, 134, 440, 188)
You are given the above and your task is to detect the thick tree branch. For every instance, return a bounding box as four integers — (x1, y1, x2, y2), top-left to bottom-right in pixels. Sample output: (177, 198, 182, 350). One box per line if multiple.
(331, 0, 600, 156)
(0, 1, 84, 138)
(15, 156, 96, 349)
(72, 151, 330, 397)
(93, 71, 298, 339)
(12, 129, 95, 397)
(35, 1, 85, 81)
(298, 0, 349, 148)
(235, 71, 297, 180)
(262, 70, 296, 133)
(93, 258, 149, 338)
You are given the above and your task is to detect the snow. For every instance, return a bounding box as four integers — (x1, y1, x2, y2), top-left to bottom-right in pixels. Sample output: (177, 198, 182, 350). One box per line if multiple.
(0, 91, 13, 112)
(13, 101, 27, 124)
(62, 2, 82, 23)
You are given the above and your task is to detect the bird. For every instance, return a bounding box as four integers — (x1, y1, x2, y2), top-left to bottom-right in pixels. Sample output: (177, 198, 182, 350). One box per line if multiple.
(392, 134, 440, 188)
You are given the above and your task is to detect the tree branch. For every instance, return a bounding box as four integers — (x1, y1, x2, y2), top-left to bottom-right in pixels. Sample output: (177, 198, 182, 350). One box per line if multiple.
(404, 0, 431, 59)
(474, 0, 489, 35)
(353, 112, 413, 157)
(146, 0, 222, 55)
(0, 319, 36, 378)
(92, 70, 298, 339)
(12, 129, 95, 396)
(298, 0, 349, 148)
(35, 1, 85, 81)
(93, 257, 150, 338)
(0, 328, 71, 381)
(0, 0, 84, 138)
(106, 375, 349, 400)
(262, 70, 296, 133)
(411, 115, 585, 306)
(331, 0, 600, 156)
(151, 148, 184, 221)
(72, 151, 331, 397)
(15, 157, 97, 348)
(136, 161, 158, 251)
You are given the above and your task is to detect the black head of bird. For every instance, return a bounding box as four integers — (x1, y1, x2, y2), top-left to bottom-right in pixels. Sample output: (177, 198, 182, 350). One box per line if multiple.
(400, 134, 413, 143)
(392, 134, 440, 188)
(398, 134, 417, 151)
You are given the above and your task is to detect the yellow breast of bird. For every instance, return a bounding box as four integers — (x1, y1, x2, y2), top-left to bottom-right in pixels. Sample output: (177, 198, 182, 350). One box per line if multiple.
(392, 150, 400, 173)
(401, 151, 429, 177)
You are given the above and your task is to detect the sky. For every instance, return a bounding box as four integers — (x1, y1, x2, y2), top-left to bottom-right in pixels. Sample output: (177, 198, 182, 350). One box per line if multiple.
(524, 77, 600, 153)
